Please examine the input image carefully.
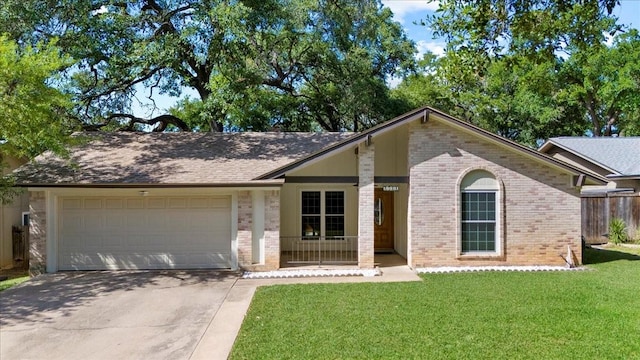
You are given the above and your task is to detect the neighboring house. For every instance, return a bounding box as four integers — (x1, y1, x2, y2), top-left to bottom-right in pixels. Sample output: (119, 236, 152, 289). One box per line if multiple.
(539, 137, 640, 193)
(14, 107, 607, 274)
(539, 137, 640, 243)
(0, 151, 29, 269)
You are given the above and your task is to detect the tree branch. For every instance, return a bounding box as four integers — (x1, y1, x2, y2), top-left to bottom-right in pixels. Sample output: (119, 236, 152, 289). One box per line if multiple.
(83, 113, 191, 132)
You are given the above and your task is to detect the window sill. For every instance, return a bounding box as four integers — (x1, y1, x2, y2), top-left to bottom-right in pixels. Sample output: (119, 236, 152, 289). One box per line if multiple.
(457, 253, 505, 261)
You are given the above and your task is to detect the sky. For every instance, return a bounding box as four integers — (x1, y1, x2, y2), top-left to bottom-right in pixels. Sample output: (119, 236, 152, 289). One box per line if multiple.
(381, 0, 640, 59)
(133, 0, 640, 118)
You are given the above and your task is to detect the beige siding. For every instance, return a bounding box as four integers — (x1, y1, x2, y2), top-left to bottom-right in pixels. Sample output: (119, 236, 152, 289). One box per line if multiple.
(408, 117, 582, 267)
(283, 128, 411, 259)
(1, 155, 29, 268)
(393, 184, 409, 258)
(280, 184, 358, 251)
(289, 147, 358, 177)
(0, 193, 29, 268)
(373, 126, 409, 176)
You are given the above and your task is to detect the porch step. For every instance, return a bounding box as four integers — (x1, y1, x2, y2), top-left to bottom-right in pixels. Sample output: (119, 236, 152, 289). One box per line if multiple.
(242, 268, 381, 279)
(374, 248, 395, 254)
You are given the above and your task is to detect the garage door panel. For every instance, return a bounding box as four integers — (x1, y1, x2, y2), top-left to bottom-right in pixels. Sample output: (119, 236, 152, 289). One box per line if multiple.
(147, 213, 169, 229)
(168, 198, 187, 208)
(126, 198, 144, 209)
(83, 215, 104, 232)
(62, 198, 82, 210)
(105, 213, 125, 229)
(61, 213, 84, 233)
(105, 198, 124, 209)
(84, 198, 103, 209)
(147, 197, 166, 208)
(59, 195, 232, 270)
(102, 235, 124, 249)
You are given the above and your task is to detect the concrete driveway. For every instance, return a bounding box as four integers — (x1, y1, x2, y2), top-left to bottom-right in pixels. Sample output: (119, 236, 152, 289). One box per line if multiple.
(0, 270, 239, 360)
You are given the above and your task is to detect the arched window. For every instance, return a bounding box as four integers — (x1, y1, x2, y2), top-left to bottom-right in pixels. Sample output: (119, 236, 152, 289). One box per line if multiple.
(460, 170, 500, 253)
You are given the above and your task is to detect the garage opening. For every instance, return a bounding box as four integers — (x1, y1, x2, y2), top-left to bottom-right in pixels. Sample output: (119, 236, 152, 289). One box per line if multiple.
(58, 196, 232, 270)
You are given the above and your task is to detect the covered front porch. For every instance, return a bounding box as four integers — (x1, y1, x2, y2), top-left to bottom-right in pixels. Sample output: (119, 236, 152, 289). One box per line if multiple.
(277, 130, 411, 268)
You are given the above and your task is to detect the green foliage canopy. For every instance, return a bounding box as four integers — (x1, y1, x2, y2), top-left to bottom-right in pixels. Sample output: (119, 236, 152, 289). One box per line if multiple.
(0, 35, 74, 203)
(1, 0, 416, 132)
(0, 35, 73, 158)
(406, 0, 640, 144)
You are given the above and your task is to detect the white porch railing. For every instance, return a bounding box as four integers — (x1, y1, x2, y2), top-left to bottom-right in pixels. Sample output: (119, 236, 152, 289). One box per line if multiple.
(281, 236, 358, 265)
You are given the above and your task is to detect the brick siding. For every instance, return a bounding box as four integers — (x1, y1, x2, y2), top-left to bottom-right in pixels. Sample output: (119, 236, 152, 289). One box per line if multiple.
(263, 190, 280, 270)
(408, 120, 582, 267)
(358, 143, 375, 268)
(237, 190, 281, 271)
(236, 191, 253, 268)
(28, 191, 46, 276)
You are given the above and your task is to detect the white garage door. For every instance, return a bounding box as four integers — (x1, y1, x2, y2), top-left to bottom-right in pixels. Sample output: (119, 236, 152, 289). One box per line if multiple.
(58, 196, 232, 270)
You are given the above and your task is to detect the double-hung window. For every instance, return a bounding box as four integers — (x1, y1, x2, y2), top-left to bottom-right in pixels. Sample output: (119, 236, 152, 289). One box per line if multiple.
(460, 170, 500, 253)
(301, 191, 344, 239)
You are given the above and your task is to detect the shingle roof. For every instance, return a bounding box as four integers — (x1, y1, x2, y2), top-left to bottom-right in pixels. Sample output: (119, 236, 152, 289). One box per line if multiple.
(258, 106, 608, 184)
(14, 132, 353, 185)
(543, 137, 640, 176)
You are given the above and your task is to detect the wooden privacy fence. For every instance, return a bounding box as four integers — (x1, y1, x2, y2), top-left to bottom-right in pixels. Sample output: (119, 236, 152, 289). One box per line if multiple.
(12, 225, 29, 269)
(582, 194, 640, 244)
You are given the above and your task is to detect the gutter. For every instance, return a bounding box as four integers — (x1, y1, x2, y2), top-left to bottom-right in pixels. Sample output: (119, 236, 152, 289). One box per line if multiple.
(16, 180, 285, 188)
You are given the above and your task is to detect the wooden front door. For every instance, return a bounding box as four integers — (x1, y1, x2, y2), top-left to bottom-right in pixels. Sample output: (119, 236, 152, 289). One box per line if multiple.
(374, 188, 394, 250)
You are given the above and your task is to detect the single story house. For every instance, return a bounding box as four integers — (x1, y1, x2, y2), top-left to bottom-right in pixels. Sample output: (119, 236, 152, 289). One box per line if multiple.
(539, 137, 640, 243)
(14, 107, 607, 274)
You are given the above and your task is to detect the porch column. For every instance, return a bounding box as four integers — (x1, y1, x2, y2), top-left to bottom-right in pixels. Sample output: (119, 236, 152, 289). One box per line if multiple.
(29, 191, 47, 276)
(358, 142, 375, 268)
(237, 191, 253, 269)
(263, 190, 280, 270)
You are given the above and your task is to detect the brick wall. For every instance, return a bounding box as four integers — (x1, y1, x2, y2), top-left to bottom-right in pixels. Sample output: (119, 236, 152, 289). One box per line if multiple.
(237, 190, 281, 271)
(237, 191, 252, 268)
(358, 143, 375, 268)
(408, 120, 582, 267)
(263, 190, 280, 270)
(28, 191, 46, 276)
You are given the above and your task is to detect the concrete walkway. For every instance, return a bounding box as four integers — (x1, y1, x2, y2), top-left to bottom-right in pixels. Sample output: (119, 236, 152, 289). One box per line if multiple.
(190, 254, 421, 360)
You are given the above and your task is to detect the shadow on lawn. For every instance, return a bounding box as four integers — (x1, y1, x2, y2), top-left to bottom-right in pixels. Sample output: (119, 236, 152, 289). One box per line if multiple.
(583, 246, 640, 265)
(0, 270, 239, 327)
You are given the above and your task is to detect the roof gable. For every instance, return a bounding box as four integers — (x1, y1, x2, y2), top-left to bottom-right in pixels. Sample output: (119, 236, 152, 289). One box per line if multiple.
(259, 106, 608, 184)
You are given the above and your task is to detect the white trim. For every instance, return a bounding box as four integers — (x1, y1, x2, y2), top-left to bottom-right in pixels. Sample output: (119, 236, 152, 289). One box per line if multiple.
(457, 169, 504, 257)
(28, 187, 280, 196)
(21, 212, 30, 226)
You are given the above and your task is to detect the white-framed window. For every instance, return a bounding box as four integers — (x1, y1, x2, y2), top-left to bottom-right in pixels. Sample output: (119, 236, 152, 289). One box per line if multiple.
(301, 190, 345, 239)
(460, 170, 500, 254)
(22, 212, 30, 226)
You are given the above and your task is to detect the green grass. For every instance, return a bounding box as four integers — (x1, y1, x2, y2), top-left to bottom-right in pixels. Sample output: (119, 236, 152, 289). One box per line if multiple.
(230, 246, 640, 359)
(0, 275, 29, 292)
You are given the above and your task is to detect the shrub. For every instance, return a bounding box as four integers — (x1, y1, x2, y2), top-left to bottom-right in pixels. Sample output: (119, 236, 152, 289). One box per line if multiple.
(609, 218, 628, 245)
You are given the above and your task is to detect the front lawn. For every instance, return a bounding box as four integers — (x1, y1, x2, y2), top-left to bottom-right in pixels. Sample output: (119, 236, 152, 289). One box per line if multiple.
(231, 246, 640, 359)
(0, 268, 29, 292)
